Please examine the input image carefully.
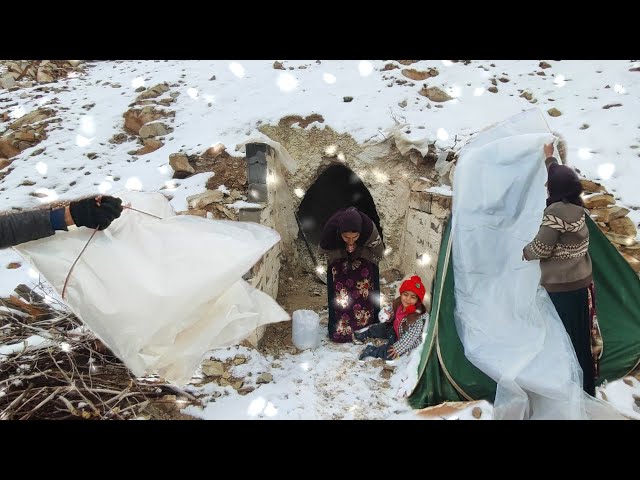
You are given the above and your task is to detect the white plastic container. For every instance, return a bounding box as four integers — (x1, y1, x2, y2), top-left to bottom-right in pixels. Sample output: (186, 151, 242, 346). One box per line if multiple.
(292, 309, 321, 350)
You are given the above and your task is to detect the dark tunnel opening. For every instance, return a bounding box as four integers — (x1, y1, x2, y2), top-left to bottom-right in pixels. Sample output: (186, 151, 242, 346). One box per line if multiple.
(296, 164, 383, 247)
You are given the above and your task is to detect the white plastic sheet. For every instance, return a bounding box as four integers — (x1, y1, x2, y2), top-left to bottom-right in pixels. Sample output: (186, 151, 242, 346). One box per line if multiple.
(452, 109, 622, 419)
(15, 191, 289, 385)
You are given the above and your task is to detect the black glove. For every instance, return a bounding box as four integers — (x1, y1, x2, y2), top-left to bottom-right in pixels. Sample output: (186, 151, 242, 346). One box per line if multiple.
(69, 196, 123, 230)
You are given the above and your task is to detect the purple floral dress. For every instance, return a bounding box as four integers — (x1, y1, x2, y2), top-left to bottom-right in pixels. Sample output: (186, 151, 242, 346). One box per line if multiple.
(327, 256, 379, 343)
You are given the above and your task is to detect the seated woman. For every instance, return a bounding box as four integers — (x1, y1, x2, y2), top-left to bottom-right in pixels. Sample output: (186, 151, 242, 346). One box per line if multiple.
(318, 207, 385, 343)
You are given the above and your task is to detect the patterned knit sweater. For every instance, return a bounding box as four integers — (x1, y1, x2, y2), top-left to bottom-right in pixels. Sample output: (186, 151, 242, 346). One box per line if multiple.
(523, 199, 593, 292)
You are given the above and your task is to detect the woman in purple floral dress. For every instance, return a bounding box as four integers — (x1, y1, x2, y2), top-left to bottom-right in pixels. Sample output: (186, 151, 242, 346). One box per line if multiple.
(319, 207, 385, 343)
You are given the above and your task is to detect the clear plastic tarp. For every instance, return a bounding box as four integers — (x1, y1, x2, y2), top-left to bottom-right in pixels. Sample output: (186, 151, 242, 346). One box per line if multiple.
(452, 110, 622, 419)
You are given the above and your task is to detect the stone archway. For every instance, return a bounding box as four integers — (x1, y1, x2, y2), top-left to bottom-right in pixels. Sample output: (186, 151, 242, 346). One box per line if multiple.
(296, 163, 382, 247)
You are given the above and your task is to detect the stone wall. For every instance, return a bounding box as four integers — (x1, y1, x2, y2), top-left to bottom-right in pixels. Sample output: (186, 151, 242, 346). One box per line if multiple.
(238, 144, 299, 345)
(399, 179, 452, 310)
(582, 179, 640, 273)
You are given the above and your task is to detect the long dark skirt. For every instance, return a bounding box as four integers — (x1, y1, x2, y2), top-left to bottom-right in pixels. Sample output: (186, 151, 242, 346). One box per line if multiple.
(326, 256, 380, 343)
(548, 286, 596, 396)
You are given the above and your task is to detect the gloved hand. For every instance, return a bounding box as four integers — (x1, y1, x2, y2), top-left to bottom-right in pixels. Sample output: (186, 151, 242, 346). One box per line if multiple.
(69, 195, 123, 230)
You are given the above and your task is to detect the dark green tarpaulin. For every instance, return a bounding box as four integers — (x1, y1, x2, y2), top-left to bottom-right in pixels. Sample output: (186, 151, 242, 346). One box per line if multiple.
(408, 216, 640, 409)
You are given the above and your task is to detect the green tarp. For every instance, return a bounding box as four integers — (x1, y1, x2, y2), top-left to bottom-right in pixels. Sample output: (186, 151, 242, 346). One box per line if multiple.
(408, 216, 640, 409)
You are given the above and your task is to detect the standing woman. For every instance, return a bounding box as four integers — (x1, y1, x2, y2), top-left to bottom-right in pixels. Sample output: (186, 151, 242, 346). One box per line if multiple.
(319, 207, 385, 343)
(523, 143, 602, 396)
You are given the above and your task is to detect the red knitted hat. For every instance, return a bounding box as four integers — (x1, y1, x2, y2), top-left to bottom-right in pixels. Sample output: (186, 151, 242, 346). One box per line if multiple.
(400, 275, 426, 303)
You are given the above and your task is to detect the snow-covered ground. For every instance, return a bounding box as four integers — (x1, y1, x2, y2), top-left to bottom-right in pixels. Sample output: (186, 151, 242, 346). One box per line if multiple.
(2, 60, 639, 419)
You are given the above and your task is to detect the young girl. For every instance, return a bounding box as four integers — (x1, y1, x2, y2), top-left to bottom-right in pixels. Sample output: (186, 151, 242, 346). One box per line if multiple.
(354, 275, 428, 360)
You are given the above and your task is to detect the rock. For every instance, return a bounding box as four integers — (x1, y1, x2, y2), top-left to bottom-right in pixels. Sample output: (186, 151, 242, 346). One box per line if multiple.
(187, 190, 224, 209)
(14, 129, 38, 142)
(109, 133, 128, 144)
(0, 137, 21, 158)
(204, 143, 226, 158)
(520, 91, 534, 101)
(609, 217, 637, 238)
(498, 77, 509, 83)
(605, 232, 636, 247)
(471, 407, 482, 419)
(0, 158, 11, 169)
(9, 108, 54, 130)
(382, 63, 398, 71)
(232, 380, 243, 390)
(488, 86, 498, 94)
(0, 75, 16, 89)
(256, 373, 273, 384)
(539, 61, 552, 69)
(580, 179, 606, 194)
(201, 360, 225, 377)
(273, 61, 285, 70)
(621, 252, 640, 272)
(123, 107, 169, 135)
(398, 99, 407, 108)
(218, 378, 232, 387)
(216, 205, 237, 220)
(135, 86, 145, 93)
(580, 124, 590, 130)
(623, 378, 634, 386)
(233, 355, 247, 365)
(583, 193, 615, 209)
(177, 209, 207, 217)
(238, 386, 255, 396)
(136, 138, 164, 155)
(536, 71, 546, 76)
(401, 68, 438, 81)
(620, 246, 640, 265)
(602, 103, 622, 109)
(35, 70, 54, 83)
(343, 96, 353, 102)
(136, 83, 169, 100)
(139, 122, 170, 138)
(6, 262, 21, 269)
(589, 206, 629, 223)
(547, 108, 562, 117)
(418, 86, 453, 102)
(169, 153, 195, 174)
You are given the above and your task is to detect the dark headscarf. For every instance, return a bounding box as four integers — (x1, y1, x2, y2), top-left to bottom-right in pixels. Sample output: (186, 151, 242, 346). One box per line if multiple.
(546, 163, 584, 207)
(337, 207, 362, 233)
(319, 207, 374, 250)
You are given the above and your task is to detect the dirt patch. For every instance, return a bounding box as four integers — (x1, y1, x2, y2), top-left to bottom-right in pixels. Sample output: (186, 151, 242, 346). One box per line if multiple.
(259, 247, 327, 357)
(279, 114, 325, 129)
(203, 152, 247, 192)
